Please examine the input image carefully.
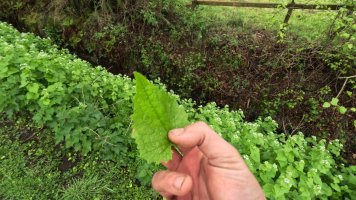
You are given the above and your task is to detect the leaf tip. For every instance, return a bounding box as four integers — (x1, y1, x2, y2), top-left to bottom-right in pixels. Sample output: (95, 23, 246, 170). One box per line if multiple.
(133, 71, 144, 80)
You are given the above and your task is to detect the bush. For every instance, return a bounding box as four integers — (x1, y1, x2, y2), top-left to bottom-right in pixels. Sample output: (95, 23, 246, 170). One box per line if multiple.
(0, 22, 354, 199)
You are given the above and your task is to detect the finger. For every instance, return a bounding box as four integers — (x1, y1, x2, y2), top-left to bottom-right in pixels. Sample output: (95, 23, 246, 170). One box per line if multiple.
(169, 122, 244, 165)
(162, 149, 182, 170)
(152, 171, 192, 196)
(167, 128, 193, 155)
(159, 191, 173, 199)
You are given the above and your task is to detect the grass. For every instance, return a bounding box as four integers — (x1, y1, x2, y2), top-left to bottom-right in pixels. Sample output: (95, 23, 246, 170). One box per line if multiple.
(0, 118, 160, 200)
(195, 0, 342, 41)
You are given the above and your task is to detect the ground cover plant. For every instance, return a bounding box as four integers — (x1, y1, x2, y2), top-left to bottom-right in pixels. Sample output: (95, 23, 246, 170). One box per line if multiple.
(0, 22, 355, 199)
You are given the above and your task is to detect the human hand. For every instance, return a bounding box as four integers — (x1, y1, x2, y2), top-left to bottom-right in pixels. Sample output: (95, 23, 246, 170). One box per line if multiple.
(152, 122, 265, 200)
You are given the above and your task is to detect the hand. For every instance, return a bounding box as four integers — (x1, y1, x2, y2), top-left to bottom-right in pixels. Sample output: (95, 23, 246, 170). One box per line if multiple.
(152, 122, 265, 200)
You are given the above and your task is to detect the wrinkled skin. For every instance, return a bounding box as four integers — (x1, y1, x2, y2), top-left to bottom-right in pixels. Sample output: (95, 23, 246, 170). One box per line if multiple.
(152, 122, 265, 200)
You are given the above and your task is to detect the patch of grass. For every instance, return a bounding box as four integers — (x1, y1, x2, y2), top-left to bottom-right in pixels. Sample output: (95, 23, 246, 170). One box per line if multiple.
(0, 121, 62, 199)
(0, 119, 159, 199)
(195, 0, 341, 41)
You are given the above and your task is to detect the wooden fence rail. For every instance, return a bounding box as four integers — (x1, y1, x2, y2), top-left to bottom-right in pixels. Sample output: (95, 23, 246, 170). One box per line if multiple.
(192, 0, 355, 11)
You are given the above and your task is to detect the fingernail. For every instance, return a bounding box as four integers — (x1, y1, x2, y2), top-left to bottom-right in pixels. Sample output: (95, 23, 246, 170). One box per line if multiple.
(173, 176, 185, 190)
(169, 128, 184, 136)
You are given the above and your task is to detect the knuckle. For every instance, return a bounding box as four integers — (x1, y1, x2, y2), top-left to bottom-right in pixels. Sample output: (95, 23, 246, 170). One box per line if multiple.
(195, 121, 208, 127)
(191, 121, 211, 133)
(152, 171, 164, 189)
(152, 171, 177, 193)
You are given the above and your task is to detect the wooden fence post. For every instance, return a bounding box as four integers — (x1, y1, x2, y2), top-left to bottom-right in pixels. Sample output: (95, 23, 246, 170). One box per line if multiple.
(284, 0, 295, 24)
(192, 0, 198, 9)
(278, 0, 295, 40)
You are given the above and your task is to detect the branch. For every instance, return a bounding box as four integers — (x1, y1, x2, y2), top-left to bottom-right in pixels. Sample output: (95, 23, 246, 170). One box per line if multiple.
(336, 78, 348, 99)
(338, 75, 356, 79)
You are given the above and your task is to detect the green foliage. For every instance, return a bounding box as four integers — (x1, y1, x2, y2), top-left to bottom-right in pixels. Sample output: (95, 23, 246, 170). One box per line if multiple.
(323, 97, 356, 115)
(323, 7, 355, 75)
(132, 72, 189, 164)
(321, 7, 355, 120)
(93, 24, 127, 53)
(0, 0, 24, 19)
(172, 52, 206, 95)
(0, 22, 134, 164)
(139, 41, 172, 78)
(0, 22, 354, 199)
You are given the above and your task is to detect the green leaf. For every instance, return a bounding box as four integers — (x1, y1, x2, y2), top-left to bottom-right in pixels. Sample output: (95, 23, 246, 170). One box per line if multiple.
(322, 102, 331, 108)
(26, 83, 40, 100)
(346, 91, 353, 97)
(250, 146, 260, 163)
(330, 98, 339, 106)
(322, 183, 333, 196)
(132, 72, 189, 164)
(338, 106, 347, 114)
(347, 43, 353, 49)
(296, 160, 305, 172)
(26, 83, 40, 93)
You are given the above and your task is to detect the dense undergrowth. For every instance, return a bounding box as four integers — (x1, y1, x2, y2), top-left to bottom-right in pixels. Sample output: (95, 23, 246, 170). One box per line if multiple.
(0, 0, 354, 163)
(1, 22, 356, 199)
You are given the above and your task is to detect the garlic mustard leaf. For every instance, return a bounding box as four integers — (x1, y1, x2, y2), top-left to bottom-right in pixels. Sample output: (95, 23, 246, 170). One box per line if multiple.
(132, 72, 189, 164)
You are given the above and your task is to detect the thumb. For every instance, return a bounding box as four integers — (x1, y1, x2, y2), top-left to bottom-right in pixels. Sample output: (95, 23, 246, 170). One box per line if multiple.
(152, 171, 193, 197)
(169, 122, 245, 168)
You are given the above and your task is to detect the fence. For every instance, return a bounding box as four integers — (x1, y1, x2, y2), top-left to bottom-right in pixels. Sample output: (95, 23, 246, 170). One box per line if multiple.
(191, 0, 355, 24)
